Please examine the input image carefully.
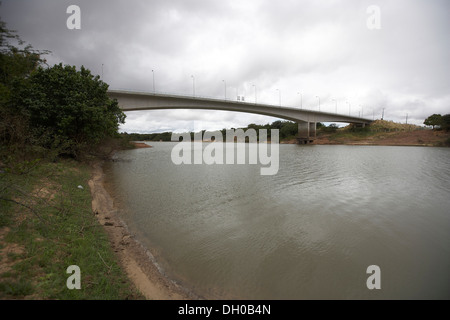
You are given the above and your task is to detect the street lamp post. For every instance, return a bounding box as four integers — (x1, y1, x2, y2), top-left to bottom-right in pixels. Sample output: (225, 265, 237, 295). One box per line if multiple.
(152, 69, 155, 94)
(222, 80, 226, 100)
(191, 75, 195, 97)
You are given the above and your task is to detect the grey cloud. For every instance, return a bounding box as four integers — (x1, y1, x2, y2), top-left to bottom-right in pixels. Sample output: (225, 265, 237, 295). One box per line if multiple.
(2, 0, 449, 131)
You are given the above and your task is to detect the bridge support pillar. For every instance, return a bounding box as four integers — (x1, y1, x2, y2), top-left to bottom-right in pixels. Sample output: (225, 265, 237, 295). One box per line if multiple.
(297, 121, 316, 144)
(309, 122, 316, 138)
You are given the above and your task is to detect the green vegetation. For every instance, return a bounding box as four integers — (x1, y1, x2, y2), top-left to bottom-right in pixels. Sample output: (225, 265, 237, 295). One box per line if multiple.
(315, 123, 374, 143)
(442, 115, 450, 132)
(1, 16, 126, 161)
(317, 122, 338, 133)
(123, 131, 173, 142)
(315, 119, 450, 146)
(249, 120, 298, 140)
(424, 114, 442, 129)
(0, 14, 140, 299)
(10, 64, 126, 158)
(318, 120, 421, 137)
(363, 120, 420, 132)
(1, 8, 448, 299)
(0, 160, 142, 299)
(423, 113, 450, 131)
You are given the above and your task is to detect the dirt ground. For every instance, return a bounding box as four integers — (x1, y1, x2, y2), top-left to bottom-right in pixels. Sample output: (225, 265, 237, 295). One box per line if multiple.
(132, 142, 152, 148)
(314, 129, 450, 146)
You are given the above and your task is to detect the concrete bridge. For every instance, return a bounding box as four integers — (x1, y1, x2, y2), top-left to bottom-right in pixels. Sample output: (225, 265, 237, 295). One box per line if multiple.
(107, 90, 373, 143)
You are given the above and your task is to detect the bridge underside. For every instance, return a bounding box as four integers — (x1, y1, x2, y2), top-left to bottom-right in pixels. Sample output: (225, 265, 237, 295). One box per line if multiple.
(107, 90, 372, 145)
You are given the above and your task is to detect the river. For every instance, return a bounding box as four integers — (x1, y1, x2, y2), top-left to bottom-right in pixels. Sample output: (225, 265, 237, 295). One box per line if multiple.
(103, 143, 450, 299)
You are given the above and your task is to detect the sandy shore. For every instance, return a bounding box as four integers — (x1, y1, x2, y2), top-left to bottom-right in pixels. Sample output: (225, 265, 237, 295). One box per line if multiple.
(88, 161, 196, 300)
(132, 142, 152, 148)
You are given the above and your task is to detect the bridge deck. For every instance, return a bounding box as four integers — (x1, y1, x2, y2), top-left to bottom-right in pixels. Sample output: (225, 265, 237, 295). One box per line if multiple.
(107, 89, 373, 125)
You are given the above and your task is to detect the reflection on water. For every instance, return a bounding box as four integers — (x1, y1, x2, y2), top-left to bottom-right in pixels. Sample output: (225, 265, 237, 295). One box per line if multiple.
(104, 143, 450, 299)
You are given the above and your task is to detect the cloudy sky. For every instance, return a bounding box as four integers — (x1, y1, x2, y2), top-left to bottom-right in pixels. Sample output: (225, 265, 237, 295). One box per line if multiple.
(2, 0, 449, 132)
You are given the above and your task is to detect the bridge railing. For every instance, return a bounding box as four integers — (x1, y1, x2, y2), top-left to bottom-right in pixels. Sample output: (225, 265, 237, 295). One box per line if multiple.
(110, 88, 330, 113)
(108, 87, 373, 121)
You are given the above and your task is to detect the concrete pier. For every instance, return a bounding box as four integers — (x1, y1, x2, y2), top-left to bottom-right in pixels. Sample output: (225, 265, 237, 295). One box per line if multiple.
(297, 121, 316, 144)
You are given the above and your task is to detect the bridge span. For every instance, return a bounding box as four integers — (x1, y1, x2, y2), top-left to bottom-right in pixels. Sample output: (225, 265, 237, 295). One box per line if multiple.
(107, 90, 373, 143)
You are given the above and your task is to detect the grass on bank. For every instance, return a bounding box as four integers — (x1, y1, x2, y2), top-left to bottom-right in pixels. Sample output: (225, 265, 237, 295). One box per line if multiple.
(321, 128, 376, 142)
(316, 120, 450, 146)
(0, 157, 143, 299)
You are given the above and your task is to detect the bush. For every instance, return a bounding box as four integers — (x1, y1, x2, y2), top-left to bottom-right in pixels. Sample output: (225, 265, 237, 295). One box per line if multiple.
(11, 64, 126, 158)
(441, 114, 450, 131)
(424, 114, 442, 129)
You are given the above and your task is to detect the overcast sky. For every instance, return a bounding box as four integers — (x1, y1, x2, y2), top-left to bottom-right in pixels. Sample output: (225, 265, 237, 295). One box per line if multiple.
(2, 0, 449, 133)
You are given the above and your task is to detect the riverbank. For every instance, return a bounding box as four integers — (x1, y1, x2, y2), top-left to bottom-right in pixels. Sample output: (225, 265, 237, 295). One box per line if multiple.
(0, 157, 195, 299)
(131, 142, 152, 148)
(279, 128, 450, 146)
(88, 161, 195, 300)
(0, 159, 143, 299)
(313, 129, 450, 147)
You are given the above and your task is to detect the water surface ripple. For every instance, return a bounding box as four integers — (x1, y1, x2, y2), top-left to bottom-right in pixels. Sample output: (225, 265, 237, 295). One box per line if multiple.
(104, 144, 450, 299)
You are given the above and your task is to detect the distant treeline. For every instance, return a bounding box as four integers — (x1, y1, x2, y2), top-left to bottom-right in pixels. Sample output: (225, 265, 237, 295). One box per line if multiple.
(121, 120, 300, 142)
(125, 119, 446, 143)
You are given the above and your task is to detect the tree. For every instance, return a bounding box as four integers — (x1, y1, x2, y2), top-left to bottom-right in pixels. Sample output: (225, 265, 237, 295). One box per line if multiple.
(441, 114, 450, 132)
(271, 120, 283, 130)
(324, 123, 338, 133)
(0, 14, 49, 147)
(423, 114, 442, 129)
(12, 63, 126, 157)
(279, 121, 298, 139)
(316, 122, 325, 129)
